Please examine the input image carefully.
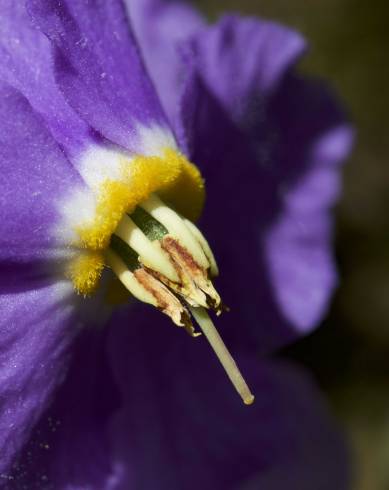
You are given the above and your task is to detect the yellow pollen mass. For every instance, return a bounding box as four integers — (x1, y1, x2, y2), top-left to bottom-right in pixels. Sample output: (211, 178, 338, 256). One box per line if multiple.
(67, 251, 105, 296)
(70, 147, 205, 294)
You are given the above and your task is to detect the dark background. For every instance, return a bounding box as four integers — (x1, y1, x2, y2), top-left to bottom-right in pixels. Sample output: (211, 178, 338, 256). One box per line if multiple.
(194, 1, 389, 488)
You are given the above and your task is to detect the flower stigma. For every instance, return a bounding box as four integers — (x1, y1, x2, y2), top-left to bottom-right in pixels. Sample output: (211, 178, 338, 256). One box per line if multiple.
(64, 142, 254, 405)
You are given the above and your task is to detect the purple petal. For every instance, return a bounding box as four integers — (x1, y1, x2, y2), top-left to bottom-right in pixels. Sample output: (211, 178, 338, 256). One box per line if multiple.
(261, 75, 354, 333)
(128, 10, 305, 129)
(120, 10, 353, 348)
(0, 280, 77, 477)
(0, 0, 92, 158)
(9, 307, 349, 489)
(0, 81, 85, 265)
(28, 0, 170, 151)
(174, 28, 353, 352)
(10, 327, 120, 489)
(127, 0, 204, 124)
(104, 306, 349, 490)
(264, 117, 354, 331)
(184, 15, 307, 124)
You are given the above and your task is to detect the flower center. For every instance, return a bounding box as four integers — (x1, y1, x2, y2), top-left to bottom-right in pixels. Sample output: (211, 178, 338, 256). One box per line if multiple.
(64, 146, 254, 405)
(107, 193, 220, 330)
(66, 147, 204, 295)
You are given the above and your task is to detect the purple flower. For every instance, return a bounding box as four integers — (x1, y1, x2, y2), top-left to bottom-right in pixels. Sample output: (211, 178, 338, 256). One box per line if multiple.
(0, 0, 353, 488)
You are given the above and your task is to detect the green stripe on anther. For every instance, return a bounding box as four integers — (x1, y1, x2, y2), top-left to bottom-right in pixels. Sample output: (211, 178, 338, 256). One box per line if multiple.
(110, 235, 141, 272)
(130, 206, 168, 242)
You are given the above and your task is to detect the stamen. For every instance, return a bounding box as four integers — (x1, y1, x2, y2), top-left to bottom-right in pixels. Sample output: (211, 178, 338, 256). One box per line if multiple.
(161, 235, 221, 310)
(115, 214, 179, 283)
(106, 249, 193, 331)
(105, 196, 254, 403)
(105, 249, 157, 306)
(182, 218, 219, 277)
(141, 194, 210, 270)
(189, 306, 255, 406)
(130, 206, 168, 242)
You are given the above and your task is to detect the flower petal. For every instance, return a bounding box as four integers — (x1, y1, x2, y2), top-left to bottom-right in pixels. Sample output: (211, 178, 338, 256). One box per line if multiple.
(264, 77, 354, 330)
(174, 30, 353, 352)
(117, 10, 354, 349)
(183, 15, 307, 125)
(9, 306, 350, 489)
(10, 327, 120, 489)
(0, 280, 77, 477)
(0, 81, 86, 265)
(127, 0, 204, 124)
(105, 306, 349, 490)
(28, 0, 170, 151)
(0, 0, 92, 158)
(128, 10, 305, 130)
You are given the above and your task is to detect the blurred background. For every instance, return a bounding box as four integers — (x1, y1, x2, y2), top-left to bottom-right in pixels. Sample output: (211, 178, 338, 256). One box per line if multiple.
(194, 1, 388, 489)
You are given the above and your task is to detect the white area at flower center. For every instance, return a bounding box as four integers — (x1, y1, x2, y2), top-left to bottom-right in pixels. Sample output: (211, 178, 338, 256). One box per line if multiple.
(77, 124, 177, 190)
(54, 185, 96, 246)
(54, 124, 177, 247)
(134, 123, 177, 156)
(78, 145, 129, 191)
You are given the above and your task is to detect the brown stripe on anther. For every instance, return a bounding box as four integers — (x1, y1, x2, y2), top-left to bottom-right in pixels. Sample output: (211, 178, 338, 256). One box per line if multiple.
(160, 236, 222, 312)
(161, 236, 205, 276)
(134, 268, 192, 329)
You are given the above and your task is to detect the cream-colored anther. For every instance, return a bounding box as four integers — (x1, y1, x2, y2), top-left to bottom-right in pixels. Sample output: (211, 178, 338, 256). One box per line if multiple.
(183, 219, 219, 277)
(141, 194, 210, 270)
(115, 214, 179, 283)
(190, 307, 255, 406)
(106, 250, 157, 306)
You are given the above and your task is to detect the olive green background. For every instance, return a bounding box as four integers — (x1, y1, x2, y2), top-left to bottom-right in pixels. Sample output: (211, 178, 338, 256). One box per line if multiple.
(194, 1, 389, 488)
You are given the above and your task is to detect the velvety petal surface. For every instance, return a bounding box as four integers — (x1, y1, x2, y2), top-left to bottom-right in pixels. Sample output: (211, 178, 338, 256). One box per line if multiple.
(0, 52, 89, 484)
(105, 305, 349, 490)
(28, 0, 170, 152)
(0, 0, 93, 158)
(0, 81, 86, 266)
(0, 280, 78, 480)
